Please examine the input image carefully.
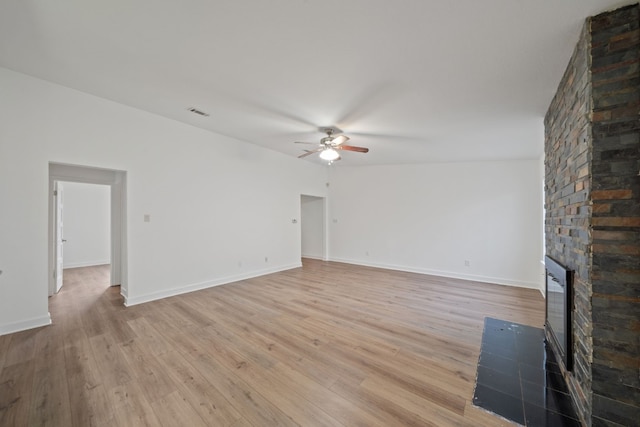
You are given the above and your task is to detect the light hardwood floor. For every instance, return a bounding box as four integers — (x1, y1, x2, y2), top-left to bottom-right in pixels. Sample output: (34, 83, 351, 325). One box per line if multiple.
(0, 259, 544, 426)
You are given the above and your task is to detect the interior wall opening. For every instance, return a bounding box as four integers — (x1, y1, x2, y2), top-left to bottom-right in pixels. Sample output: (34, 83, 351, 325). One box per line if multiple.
(53, 181, 112, 300)
(48, 163, 128, 315)
(300, 194, 327, 261)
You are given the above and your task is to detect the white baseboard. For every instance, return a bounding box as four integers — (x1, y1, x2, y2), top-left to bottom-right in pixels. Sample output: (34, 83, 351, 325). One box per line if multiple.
(123, 263, 302, 307)
(63, 259, 110, 269)
(301, 255, 325, 260)
(328, 257, 540, 289)
(0, 313, 52, 336)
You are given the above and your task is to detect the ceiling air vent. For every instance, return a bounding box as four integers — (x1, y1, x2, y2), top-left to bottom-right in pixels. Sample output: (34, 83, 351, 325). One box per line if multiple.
(187, 107, 210, 117)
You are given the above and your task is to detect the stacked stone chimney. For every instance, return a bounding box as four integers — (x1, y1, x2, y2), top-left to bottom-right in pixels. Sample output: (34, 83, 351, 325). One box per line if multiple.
(544, 4, 639, 426)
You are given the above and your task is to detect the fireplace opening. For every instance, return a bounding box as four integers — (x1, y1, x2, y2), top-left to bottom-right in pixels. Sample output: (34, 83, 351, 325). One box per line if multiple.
(545, 256, 573, 372)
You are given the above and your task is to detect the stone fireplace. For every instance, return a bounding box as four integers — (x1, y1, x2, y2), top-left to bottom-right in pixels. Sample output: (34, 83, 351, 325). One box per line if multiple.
(544, 3, 639, 426)
(545, 255, 574, 373)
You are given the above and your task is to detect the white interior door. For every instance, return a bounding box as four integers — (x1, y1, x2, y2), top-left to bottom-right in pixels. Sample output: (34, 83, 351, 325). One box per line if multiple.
(54, 181, 65, 293)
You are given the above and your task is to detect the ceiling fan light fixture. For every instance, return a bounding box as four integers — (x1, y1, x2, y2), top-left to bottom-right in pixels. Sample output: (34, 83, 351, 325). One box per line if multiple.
(319, 148, 340, 161)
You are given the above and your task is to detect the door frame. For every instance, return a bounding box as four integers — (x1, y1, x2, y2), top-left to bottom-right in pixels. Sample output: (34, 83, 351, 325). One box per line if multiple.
(53, 181, 64, 293)
(48, 163, 128, 299)
(300, 194, 328, 261)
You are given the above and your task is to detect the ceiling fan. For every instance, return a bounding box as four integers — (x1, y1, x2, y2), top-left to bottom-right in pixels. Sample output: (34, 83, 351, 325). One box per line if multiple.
(296, 127, 369, 163)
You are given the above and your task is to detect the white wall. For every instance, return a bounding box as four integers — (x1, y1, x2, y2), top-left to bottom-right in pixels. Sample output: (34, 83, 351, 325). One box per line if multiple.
(61, 182, 111, 269)
(0, 65, 545, 336)
(0, 67, 328, 334)
(328, 160, 543, 288)
(301, 195, 325, 259)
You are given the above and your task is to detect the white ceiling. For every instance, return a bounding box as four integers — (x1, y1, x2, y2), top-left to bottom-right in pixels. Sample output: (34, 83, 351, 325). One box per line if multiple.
(0, 0, 629, 165)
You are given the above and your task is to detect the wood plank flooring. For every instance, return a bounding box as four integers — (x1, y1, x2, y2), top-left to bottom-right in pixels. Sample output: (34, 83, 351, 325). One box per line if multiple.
(0, 259, 545, 426)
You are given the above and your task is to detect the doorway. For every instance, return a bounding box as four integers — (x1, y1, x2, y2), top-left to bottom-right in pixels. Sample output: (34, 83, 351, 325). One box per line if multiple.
(300, 195, 327, 261)
(48, 163, 127, 301)
(54, 181, 111, 293)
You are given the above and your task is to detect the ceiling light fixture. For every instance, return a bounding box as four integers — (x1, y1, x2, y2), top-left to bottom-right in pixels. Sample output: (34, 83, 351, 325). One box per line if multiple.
(295, 127, 368, 162)
(319, 147, 340, 161)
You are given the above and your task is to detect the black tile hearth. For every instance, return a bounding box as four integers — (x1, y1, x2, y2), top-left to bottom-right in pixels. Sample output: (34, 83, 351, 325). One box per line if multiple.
(472, 318, 580, 427)
(474, 383, 526, 425)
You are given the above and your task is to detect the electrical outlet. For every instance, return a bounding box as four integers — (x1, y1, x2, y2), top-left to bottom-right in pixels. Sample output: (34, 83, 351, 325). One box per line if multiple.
(265, 257, 268, 263)
(464, 260, 470, 267)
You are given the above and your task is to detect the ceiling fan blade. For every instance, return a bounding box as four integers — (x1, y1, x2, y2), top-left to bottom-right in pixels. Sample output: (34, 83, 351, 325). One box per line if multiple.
(337, 145, 369, 153)
(294, 141, 316, 144)
(298, 148, 322, 158)
(330, 135, 350, 146)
